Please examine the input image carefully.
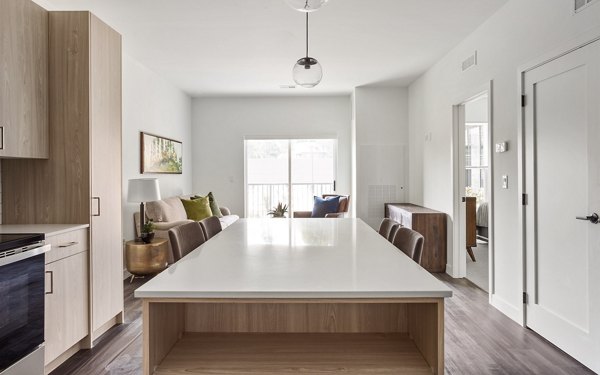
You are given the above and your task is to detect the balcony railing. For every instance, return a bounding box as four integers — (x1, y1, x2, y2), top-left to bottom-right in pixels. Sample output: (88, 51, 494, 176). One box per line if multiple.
(246, 183, 335, 218)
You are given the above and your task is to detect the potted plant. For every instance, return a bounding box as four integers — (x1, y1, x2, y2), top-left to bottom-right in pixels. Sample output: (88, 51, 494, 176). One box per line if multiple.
(267, 202, 288, 218)
(141, 220, 156, 244)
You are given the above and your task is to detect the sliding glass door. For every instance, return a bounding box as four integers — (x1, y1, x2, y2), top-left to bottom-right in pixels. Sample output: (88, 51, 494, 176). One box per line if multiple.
(245, 139, 336, 218)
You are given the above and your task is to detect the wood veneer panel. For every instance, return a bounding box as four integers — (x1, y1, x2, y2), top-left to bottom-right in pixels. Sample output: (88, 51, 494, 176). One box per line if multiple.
(2, 11, 90, 224)
(89, 13, 124, 335)
(144, 302, 184, 375)
(185, 303, 408, 333)
(0, 0, 48, 159)
(155, 333, 432, 375)
(408, 300, 444, 375)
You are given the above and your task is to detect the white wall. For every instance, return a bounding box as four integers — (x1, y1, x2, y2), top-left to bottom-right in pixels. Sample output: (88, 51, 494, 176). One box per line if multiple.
(192, 96, 352, 216)
(122, 54, 192, 241)
(408, 0, 600, 323)
(354, 87, 409, 229)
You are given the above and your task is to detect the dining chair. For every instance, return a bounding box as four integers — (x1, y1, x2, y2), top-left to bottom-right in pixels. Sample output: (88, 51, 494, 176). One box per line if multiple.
(199, 216, 223, 240)
(378, 218, 400, 241)
(392, 227, 424, 265)
(168, 222, 206, 262)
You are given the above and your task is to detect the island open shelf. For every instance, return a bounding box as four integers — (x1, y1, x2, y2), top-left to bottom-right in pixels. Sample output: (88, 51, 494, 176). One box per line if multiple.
(143, 298, 444, 375)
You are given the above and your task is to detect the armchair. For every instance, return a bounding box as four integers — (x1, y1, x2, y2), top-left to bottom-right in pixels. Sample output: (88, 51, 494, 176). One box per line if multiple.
(293, 194, 350, 218)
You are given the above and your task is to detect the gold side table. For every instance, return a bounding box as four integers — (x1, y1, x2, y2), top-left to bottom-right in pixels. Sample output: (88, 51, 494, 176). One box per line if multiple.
(125, 238, 169, 283)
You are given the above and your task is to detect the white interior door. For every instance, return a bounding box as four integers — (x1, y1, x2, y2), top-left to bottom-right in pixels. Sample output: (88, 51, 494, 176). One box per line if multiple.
(524, 40, 600, 372)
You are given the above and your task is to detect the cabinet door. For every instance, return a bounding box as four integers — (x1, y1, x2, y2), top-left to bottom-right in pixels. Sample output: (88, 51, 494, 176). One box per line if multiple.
(45, 251, 89, 365)
(0, 0, 48, 158)
(89, 14, 123, 333)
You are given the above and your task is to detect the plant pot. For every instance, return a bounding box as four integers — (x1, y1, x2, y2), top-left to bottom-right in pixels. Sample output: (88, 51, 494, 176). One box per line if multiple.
(141, 232, 155, 244)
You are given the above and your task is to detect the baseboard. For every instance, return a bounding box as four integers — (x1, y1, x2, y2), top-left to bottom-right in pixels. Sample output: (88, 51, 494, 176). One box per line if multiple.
(445, 263, 458, 278)
(44, 340, 85, 374)
(491, 293, 523, 325)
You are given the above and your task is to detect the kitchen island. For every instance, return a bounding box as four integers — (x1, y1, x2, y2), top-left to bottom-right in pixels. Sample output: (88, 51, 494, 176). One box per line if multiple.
(135, 218, 452, 374)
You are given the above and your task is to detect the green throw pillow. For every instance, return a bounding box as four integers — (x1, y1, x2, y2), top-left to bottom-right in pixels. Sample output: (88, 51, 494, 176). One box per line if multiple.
(191, 192, 223, 218)
(207, 192, 223, 218)
(180, 197, 212, 221)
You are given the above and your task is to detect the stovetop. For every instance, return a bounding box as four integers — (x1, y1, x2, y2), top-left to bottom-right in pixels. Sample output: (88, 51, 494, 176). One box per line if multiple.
(0, 233, 45, 253)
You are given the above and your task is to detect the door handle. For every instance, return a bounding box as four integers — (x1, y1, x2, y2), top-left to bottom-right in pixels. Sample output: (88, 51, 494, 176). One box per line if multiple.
(576, 213, 599, 224)
(0, 126, 4, 150)
(92, 197, 101, 216)
(45, 271, 53, 295)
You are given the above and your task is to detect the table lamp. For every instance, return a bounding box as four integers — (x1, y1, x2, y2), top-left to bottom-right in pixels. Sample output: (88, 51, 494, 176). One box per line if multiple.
(127, 178, 161, 233)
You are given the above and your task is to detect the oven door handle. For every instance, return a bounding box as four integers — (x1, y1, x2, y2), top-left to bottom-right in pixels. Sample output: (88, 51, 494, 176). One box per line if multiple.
(0, 244, 50, 267)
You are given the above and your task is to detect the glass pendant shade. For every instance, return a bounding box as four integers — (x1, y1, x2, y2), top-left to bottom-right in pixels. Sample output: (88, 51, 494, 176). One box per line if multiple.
(293, 57, 322, 88)
(285, 0, 329, 12)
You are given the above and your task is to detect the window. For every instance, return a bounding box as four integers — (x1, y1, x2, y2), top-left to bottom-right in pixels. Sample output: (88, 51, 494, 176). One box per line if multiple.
(464, 122, 488, 205)
(245, 139, 336, 218)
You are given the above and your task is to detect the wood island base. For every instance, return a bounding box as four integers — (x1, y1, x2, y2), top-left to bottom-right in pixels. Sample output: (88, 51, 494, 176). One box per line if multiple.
(143, 298, 444, 375)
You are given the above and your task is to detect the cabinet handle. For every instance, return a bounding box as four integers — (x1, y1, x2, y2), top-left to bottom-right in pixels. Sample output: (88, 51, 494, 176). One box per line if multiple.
(45, 271, 53, 295)
(58, 241, 78, 248)
(92, 197, 101, 216)
(0, 126, 4, 150)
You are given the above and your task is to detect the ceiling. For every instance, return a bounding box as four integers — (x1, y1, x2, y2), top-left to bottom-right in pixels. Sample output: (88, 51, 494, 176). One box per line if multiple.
(36, 0, 507, 97)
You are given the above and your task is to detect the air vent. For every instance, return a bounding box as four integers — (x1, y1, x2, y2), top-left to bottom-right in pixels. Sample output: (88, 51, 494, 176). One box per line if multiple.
(462, 51, 477, 72)
(279, 84, 296, 89)
(575, 0, 597, 12)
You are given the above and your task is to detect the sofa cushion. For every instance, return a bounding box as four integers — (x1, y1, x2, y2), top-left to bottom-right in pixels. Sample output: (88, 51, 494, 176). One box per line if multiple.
(146, 196, 188, 222)
(219, 214, 239, 229)
(181, 197, 213, 221)
(311, 195, 340, 218)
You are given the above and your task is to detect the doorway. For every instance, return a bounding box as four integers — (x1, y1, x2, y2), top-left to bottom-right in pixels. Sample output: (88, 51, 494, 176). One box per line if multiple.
(521, 39, 600, 372)
(453, 88, 493, 293)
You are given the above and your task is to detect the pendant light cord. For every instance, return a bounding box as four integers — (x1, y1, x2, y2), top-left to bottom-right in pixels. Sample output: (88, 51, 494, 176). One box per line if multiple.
(306, 12, 309, 58)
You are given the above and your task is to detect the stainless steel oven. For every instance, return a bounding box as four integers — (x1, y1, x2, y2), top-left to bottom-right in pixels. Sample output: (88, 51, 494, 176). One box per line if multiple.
(0, 234, 49, 375)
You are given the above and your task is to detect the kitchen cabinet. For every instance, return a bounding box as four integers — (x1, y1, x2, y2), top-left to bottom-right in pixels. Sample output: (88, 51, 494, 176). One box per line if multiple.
(45, 250, 89, 370)
(0, 0, 49, 158)
(1, 10, 123, 349)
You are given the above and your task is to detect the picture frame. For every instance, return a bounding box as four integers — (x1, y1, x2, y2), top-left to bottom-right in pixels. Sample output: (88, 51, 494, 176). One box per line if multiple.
(140, 132, 183, 174)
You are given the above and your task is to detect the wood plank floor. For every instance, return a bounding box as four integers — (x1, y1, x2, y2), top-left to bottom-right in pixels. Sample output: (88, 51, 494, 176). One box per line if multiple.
(51, 275, 595, 375)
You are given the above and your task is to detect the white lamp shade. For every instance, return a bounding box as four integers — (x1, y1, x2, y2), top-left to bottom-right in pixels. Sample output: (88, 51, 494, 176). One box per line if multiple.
(127, 178, 161, 203)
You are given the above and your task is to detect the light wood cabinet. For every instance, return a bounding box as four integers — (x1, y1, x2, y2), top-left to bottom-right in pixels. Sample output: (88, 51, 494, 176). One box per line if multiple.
(1, 9, 123, 348)
(0, 0, 49, 158)
(45, 250, 89, 368)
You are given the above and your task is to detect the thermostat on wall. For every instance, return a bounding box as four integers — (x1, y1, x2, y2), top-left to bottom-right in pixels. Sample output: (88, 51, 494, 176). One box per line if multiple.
(495, 142, 508, 153)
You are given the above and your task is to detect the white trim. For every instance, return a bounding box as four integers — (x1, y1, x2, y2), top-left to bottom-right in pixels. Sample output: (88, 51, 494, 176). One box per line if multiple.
(243, 134, 338, 140)
(445, 263, 454, 278)
(451, 82, 494, 282)
(491, 294, 523, 325)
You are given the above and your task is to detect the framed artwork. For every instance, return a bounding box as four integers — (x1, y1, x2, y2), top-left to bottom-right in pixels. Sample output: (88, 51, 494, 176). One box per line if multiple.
(140, 132, 183, 174)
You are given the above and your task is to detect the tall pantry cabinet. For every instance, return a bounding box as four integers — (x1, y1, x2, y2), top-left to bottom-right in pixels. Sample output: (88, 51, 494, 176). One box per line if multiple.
(2, 11, 123, 342)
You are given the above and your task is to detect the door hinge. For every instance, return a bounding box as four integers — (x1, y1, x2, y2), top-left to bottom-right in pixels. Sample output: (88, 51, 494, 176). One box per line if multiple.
(521, 95, 526, 107)
(523, 292, 528, 304)
(522, 193, 528, 206)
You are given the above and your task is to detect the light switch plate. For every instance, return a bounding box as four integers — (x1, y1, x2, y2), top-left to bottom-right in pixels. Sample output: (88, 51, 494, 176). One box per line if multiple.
(496, 142, 508, 153)
(502, 175, 508, 189)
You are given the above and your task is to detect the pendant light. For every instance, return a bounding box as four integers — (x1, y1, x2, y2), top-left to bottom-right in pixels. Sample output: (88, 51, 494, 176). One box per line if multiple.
(292, 13, 322, 88)
(285, 0, 329, 12)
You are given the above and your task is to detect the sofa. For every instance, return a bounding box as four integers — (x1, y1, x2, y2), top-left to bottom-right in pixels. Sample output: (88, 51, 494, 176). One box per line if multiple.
(134, 195, 239, 263)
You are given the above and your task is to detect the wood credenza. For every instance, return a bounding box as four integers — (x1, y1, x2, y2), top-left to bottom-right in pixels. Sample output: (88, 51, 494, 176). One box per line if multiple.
(385, 203, 447, 273)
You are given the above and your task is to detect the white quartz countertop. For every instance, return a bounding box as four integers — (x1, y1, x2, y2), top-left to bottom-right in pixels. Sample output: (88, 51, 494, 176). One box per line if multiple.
(0, 224, 89, 237)
(135, 218, 452, 299)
